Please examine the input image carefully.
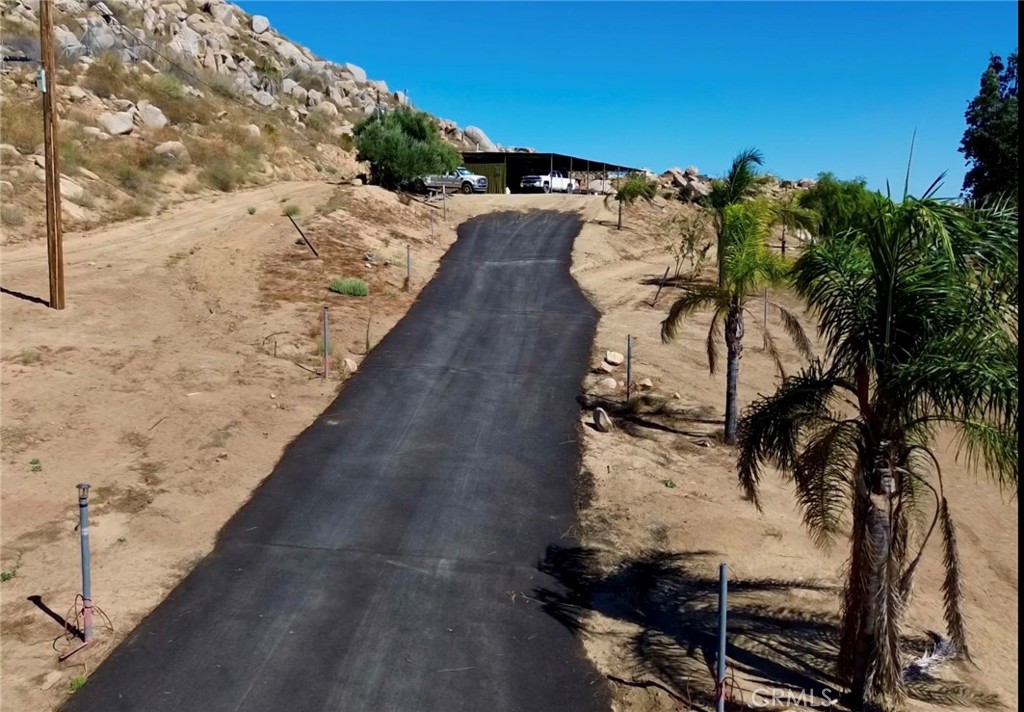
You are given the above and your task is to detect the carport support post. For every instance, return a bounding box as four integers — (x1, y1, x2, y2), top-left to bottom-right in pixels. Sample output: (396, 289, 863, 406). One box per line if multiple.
(442, 185, 447, 221)
(322, 306, 329, 379)
(716, 562, 728, 712)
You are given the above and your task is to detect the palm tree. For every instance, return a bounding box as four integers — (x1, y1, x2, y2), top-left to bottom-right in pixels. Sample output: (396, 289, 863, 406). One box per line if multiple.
(772, 190, 818, 256)
(735, 186, 1018, 710)
(614, 173, 657, 230)
(661, 200, 813, 444)
(709, 148, 767, 285)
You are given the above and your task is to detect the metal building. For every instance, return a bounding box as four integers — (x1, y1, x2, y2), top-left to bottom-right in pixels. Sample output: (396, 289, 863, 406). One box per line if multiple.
(460, 151, 641, 194)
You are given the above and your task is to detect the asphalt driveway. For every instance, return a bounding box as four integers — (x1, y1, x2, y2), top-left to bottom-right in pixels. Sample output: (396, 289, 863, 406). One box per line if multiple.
(65, 210, 610, 711)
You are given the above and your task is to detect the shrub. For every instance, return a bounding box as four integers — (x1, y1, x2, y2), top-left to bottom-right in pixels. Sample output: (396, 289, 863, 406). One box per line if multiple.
(282, 204, 300, 217)
(305, 112, 329, 133)
(59, 141, 85, 174)
(329, 278, 369, 297)
(200, 158, 244, 192)
(247, 206, 256, 215)
(1, 206, 26, 227)
(150, 73, 185, 100)
(82, 51, 128, 99)
(141, 76, 213, 125)
(0, 95, 43, 153)
(116, 165, 148, 193)
(112, 197, 152, 219)
(353, 107, 460, 189)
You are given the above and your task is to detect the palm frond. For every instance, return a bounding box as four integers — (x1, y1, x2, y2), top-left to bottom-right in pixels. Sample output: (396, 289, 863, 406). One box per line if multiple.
(939, 498, 970, 659)
(790, 420, 858, 548)
(706, 304, 726, 375)
(773, 302, 815, 362)
(735, 361, 845, 509)
(748, 307, 785, 377)
(660, 286, 724, 343)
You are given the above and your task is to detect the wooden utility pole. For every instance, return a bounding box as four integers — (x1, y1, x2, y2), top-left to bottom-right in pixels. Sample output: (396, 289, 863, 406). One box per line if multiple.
(39, 0, 65, 309)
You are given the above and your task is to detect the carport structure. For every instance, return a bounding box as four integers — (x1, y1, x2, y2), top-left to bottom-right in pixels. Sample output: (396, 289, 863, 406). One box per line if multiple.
(460, 151, 641, 194)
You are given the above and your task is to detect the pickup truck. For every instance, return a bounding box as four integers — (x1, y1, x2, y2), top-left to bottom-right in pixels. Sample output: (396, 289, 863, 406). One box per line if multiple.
(520, 171, 577, 193)
(420, 167, 488, 194)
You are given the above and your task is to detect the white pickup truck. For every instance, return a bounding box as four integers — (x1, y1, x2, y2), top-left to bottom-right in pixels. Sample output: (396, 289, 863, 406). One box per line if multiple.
(520, 171, 577, 193)
(420, 167, 488, 194)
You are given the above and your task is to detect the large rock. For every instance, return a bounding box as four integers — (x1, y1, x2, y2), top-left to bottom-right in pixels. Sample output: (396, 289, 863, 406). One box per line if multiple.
(342, 62, 367, 83)
(59, 175, 85, 202)
(168, 23, 202, 59)
(306, 88, 323, 106)
(66, 85, 87, 102)
(154, 140, 189, 162)
(665, 168, 687, 189)
(282, 78, 298, 94)
(464, 126, 496, 151)
(253, 90, 275, 107)
(314, 100, 338, 117)
(251, 15, 270, 33)
(81, 18, 118, 52)
(53, 26, 82, 56)
(97, 111, 134, 135)
(210, 4, 237, 27)
(244, 124, 261, 138)
(136, 101, 168, 128)
(684, 165, 700, 177)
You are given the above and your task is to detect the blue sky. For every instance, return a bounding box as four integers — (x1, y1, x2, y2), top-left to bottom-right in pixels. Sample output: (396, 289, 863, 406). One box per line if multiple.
(237, 1, 1017, 196)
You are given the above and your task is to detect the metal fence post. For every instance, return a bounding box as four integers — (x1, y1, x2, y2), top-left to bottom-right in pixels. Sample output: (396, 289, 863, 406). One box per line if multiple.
(625, 335, 632, 400)
(405, 245, 411, 292)
(322, 306, 329, 379)
(716, 562, 728, 712)
(79, 483, 93, 643)
(651, 265, 670, 307)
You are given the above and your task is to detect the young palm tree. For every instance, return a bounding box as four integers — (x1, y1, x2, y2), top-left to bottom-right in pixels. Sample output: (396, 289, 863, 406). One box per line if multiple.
(736, 187, 1018, 710)
(709, 148, 766, 284)
(661, 200, 813, 444)
(614, 173, 658, 230)
(772, 190, 819, 256)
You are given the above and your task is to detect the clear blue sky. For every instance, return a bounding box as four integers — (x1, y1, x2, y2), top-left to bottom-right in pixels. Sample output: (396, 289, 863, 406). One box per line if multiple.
(237, 1, 1017, 196)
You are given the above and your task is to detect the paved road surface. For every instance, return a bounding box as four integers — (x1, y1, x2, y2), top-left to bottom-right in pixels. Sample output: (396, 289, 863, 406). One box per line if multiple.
(65, 211, 611, 711)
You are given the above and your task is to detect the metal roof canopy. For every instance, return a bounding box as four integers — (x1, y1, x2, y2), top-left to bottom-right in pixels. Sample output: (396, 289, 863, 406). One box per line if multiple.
(460, 151, 641, 193)
(461, 151, 640, 175)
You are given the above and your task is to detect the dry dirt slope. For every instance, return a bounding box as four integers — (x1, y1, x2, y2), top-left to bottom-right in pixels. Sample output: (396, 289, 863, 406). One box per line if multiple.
(566, 204, 1018, 712)
(0, 180, 469, 711)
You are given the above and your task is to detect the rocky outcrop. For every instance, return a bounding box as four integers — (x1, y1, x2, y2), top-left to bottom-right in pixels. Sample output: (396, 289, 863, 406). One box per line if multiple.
(464, 126, 496, 151)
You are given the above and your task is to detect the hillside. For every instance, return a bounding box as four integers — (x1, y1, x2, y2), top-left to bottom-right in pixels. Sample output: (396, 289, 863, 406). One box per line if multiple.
(0, 0, 495, 243)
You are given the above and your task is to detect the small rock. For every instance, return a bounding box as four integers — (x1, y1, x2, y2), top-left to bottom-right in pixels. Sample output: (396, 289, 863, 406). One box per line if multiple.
(244, 124, 260, 138)
(0, 180, 13, 195)
(695, 439, 713, 448)
(77, 167, 100, 181)
(251, 14, 270, 33)
(597, 377, 617, 391)
(605, 350, 625, 367)
(67, 85, 87, 102)
(672, 392, 681, 400)
(593, 407, 613, 433)
(269, 393, 276, 399)
(637, 377, 653, 390)
(343, 358, 358, 373)
(596, 361, 615, 374)
(40, 671, 63, 691)
(363, 251, 376, 263)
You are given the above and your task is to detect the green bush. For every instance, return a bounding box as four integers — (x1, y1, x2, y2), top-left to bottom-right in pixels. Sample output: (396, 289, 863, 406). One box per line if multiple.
(353, 107, 460, 190)
(82, 51, 128, 99)
(282, 204, 300, 217)
(151, 73, 185, 99)
(200, 159, 243, 192)
(305, 112, 329, 133)
(797, 172, 881, 240)
(329, 278, 369, 297)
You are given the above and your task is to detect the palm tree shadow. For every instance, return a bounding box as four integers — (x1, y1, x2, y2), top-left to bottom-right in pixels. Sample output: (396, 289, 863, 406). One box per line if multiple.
(534, 547, 999, 711)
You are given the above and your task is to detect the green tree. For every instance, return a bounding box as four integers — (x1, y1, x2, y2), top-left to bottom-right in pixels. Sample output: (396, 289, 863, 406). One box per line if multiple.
(708, 148, 765, 284)
(353, 108, 460, 190)
(614, 173, 658, 230)
(736, 189, 1018, 710)
(797, 172, 881, 241)
(960, 51, 1018, 203)
(772, 190, 819, 256)
(661, 200, 813, 444)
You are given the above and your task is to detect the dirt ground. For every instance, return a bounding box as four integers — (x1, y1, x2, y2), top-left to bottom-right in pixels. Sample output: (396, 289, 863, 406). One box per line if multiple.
(568, 202, 1019, 711)
(0, 181, 470, 710)
(0, 188, 1015, 711)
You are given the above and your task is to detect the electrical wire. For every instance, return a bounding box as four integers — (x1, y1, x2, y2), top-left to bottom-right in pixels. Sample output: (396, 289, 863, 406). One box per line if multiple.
(52, 593, 114, 656)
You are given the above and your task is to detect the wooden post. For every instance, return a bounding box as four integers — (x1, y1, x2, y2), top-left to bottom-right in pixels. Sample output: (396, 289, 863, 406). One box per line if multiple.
(651, 266, 670, 307)
(39, 0, 65, 309)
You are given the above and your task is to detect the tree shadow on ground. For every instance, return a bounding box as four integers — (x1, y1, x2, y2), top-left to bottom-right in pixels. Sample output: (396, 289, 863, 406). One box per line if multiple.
(533, 547, 1000, 711)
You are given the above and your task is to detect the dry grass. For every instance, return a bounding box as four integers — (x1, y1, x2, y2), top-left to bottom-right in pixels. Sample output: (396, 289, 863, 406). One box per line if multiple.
(0, 95, 43, 153)
(1, 206, 26, 227)
(82, 51, 133, 100)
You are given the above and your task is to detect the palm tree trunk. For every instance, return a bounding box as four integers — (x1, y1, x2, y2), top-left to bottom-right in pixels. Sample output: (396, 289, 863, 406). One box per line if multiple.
(617, 200, 623, 230)
(723, 307, 743, 444)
